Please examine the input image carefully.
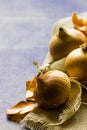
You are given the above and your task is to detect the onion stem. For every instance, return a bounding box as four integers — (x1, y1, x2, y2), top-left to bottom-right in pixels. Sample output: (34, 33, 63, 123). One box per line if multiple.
(33, 61, 50, 73)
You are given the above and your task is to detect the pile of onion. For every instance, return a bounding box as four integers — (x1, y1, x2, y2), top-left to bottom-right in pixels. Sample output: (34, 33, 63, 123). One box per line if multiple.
(65, 43, 87, 82)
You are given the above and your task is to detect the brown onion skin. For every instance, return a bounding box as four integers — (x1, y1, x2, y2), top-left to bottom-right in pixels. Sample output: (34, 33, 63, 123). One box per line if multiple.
(34, 70, 71, 109)
(65, 44, 87, 81)
(49, 27, 87, 61)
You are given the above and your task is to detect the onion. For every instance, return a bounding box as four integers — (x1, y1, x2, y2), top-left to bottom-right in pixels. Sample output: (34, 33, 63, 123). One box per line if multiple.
(49, 27, 87, 61)
(65, 43, 87, 81)
(34, 70, 71, 109)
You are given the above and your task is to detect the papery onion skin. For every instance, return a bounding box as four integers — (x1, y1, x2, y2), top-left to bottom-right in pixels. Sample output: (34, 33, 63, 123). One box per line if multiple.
(65, 44, 87, 81)
(49, 27, 87, 61)
(34, 70, 71, 109)
(72, 12, 87, 38)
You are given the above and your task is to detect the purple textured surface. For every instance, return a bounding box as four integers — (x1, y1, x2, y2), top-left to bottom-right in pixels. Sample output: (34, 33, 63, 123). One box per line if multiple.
(0, 48, 47, 130)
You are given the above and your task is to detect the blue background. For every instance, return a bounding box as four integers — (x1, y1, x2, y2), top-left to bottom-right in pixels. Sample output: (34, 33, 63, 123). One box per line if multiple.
(0, 0, 87, 130)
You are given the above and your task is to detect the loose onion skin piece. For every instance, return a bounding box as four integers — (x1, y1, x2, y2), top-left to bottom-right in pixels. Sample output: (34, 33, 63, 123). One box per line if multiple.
(72, 12, 87, 37)
(72, 12, 85, 27)
(26, 76, 37, 101)
(6, 101, 37, 123)
(65, 43, 87, 82)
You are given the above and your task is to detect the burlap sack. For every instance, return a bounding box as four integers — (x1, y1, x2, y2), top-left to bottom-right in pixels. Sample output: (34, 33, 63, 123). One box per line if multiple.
(21, 79, 82, 130)
(21, 12, 87, 130)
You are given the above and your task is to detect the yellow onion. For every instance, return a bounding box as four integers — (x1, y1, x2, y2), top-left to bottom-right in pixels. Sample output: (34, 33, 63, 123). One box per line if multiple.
(49, 27, 87, 61)
(65, 43, 87, 81)
(34, 70, 71, 109)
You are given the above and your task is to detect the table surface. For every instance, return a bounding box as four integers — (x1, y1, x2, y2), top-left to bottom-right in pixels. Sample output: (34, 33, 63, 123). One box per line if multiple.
(0, 1, 87, 130)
